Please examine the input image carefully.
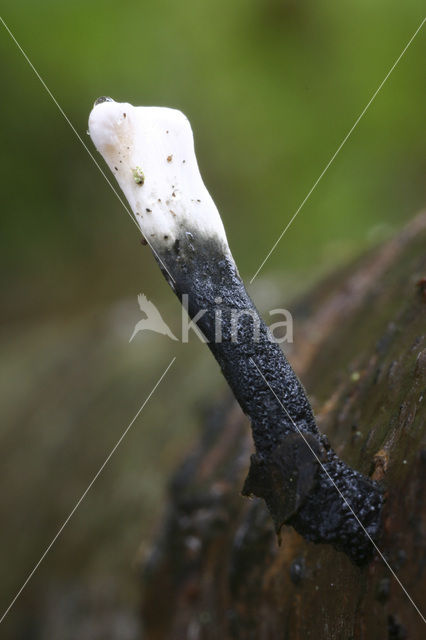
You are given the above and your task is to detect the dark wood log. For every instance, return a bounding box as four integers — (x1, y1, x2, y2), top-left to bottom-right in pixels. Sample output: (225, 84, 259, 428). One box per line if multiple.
(141, 213, 426, 640)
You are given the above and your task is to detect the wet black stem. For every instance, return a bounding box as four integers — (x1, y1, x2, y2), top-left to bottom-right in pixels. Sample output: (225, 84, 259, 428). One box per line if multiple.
(154, 232, 383, 564)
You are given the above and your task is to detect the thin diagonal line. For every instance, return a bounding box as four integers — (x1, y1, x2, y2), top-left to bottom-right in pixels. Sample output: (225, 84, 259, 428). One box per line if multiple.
(0, 356, 176, 625)
(250, 16, 426, 284)
(249, 357, 426, 624)
(0, 15, 175, 285)
(0, 18, 136, 225)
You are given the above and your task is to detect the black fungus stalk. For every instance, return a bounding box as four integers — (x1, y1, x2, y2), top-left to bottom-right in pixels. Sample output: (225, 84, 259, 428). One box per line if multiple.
(155, 231, 383, 565)
(88, 99, 383, 564)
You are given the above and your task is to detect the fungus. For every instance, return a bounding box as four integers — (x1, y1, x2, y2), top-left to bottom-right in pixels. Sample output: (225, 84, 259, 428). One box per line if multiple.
(88, 98, 383, 564)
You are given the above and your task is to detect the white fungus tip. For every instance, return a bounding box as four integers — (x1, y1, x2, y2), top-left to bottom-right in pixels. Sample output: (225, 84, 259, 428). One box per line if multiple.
(88, 98, 231, 253)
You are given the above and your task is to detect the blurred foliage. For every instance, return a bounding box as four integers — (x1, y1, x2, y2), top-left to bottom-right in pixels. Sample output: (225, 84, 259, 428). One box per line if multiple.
(1, 0, 424, 319)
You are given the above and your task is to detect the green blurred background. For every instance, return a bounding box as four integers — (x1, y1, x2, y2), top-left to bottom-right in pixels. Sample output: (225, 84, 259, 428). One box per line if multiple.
(0, 1, 424, 637)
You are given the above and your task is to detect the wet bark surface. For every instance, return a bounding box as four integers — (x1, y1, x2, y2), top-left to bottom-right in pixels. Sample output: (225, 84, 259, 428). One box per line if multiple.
(141, 213, 426, 639)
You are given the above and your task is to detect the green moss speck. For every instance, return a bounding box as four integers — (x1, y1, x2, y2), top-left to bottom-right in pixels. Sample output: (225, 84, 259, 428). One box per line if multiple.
(132, 167, 145, 186)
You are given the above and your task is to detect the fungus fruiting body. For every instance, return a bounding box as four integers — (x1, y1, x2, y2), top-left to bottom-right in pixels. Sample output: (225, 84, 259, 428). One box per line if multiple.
(89, 99, 383, 564)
